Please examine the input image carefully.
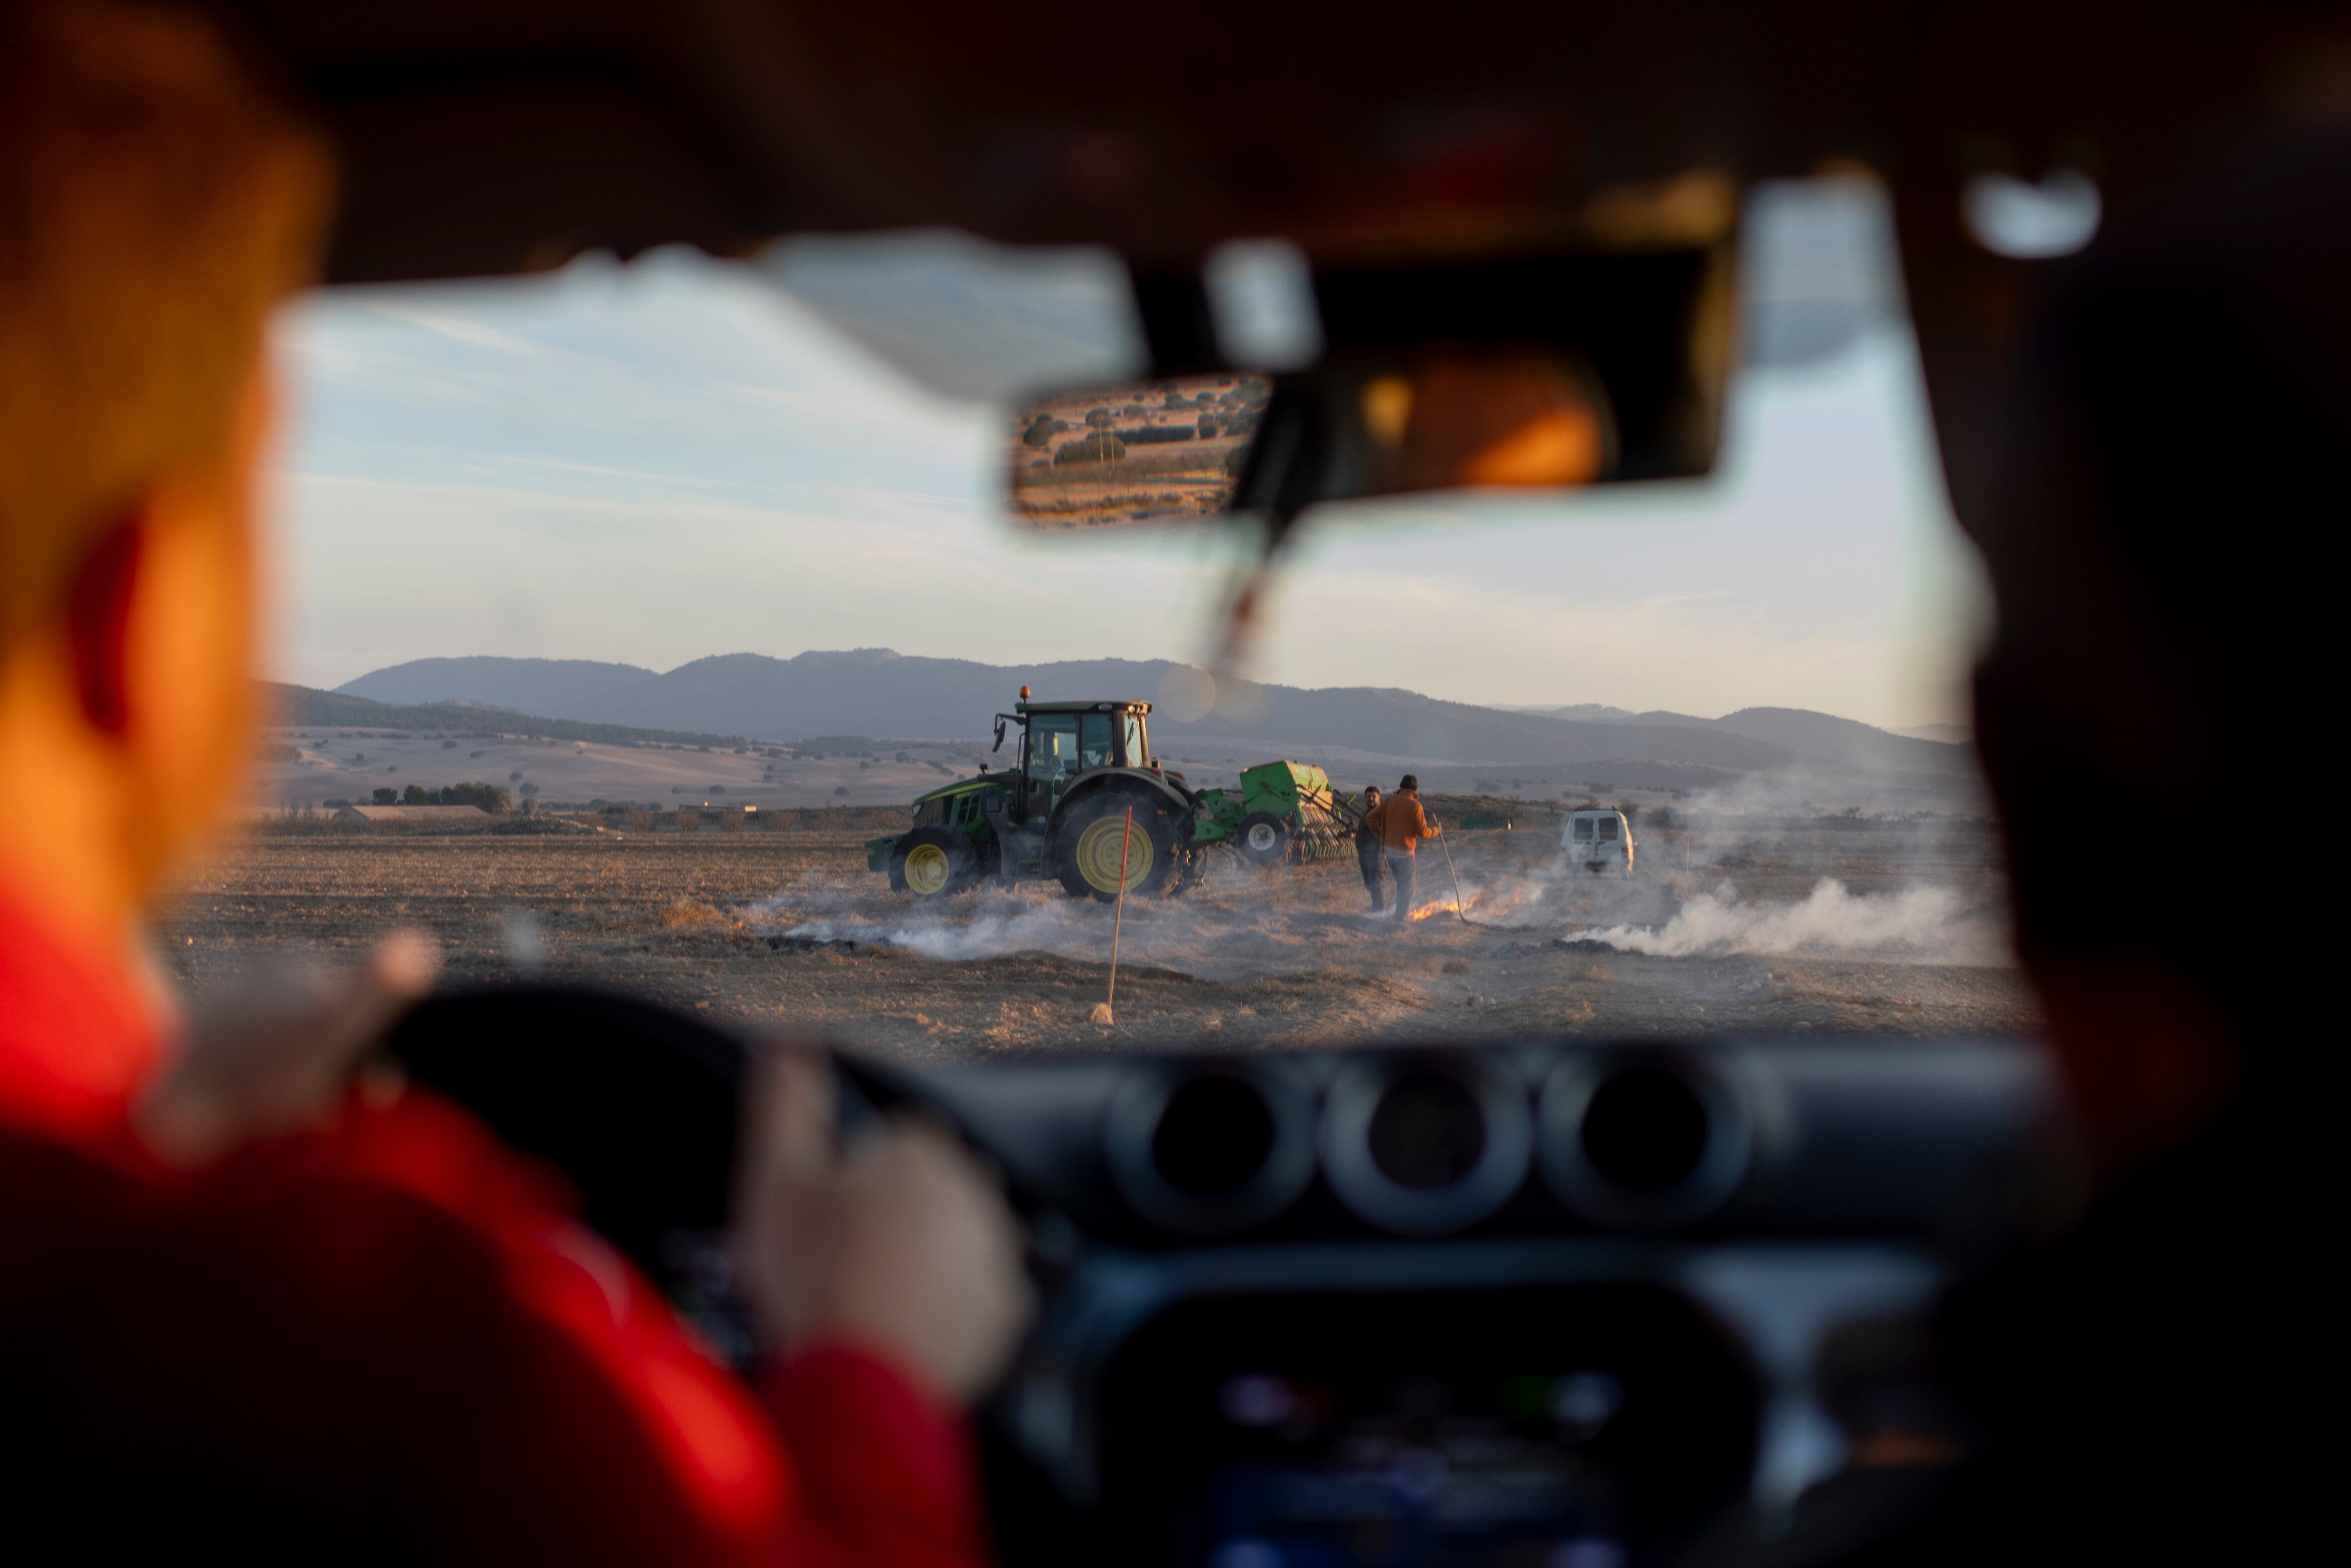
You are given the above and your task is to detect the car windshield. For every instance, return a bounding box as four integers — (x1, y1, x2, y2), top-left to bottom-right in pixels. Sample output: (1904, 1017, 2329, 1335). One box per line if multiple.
(167, 179, 2036, 1052)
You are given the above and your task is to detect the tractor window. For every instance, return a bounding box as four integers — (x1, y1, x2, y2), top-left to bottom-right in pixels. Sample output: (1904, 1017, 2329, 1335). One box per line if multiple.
(1080, 713, 1115, 771)
(1121, 713, 1147, 768)
(1028, 715, 1080, 780)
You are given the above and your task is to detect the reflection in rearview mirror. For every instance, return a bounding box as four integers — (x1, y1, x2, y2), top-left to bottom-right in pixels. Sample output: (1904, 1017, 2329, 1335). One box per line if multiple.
(1001, 242, 1729, 530)
(1364, 346, 1613, 493)
(1008, 374, 1272, 528)
(1005, 349, 1615, 530)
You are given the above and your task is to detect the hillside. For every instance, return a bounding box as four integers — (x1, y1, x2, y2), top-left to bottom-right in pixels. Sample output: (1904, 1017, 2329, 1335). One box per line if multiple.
(261, 683, 749, 749)
(334, 650, 1973, 783)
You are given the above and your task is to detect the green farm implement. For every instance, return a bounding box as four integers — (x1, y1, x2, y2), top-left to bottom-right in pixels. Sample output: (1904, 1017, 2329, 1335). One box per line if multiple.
(864, 691, 1367, 903)
(1186, 760, 1359, 866)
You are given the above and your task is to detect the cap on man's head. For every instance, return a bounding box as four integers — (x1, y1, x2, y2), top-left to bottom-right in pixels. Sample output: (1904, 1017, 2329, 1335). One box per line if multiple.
(1398, 775, 1418, 791)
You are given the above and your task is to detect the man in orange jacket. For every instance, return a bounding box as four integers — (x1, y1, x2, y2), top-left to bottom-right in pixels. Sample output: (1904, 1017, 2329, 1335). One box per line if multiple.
(0, 2, 1025, 1558)
(1363, 774, 1441, 922)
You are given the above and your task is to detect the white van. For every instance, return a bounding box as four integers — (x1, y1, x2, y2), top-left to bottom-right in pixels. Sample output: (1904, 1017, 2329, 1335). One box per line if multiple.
(1563, 808, 1634, 874)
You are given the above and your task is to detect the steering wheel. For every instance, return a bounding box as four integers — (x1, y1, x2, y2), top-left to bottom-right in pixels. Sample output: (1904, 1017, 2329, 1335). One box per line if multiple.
(381, 987, 911, 1345)
(377, 984, 788, 1372)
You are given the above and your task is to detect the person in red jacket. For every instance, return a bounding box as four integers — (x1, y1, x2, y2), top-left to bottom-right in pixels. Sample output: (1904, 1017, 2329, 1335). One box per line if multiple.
(0, 2, 1026, 1559)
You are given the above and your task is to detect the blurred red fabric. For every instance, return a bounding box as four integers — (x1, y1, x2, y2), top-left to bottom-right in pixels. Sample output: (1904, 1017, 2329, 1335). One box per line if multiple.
(0, 877, 987, 1565)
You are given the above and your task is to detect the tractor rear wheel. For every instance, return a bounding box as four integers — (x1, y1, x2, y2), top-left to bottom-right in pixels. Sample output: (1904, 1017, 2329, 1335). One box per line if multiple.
(1237, 810, 1290, 866)
(890, 826, 978, 898)
(1056, 793, 1178, 902)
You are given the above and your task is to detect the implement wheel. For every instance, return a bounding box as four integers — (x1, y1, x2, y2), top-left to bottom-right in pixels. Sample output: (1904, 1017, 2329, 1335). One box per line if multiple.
(1237, 810, 1290, 867)
(1056, 794, 1178, 902)
(890, 826, 978, 899)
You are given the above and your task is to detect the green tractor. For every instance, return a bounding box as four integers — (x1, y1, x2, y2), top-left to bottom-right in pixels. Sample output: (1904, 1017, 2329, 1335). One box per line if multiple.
(864, 691, 1363, 903)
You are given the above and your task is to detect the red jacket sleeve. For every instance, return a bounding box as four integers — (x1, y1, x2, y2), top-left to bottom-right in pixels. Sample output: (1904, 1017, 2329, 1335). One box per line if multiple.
(0, 1088, 991, 1566)
(767, 1347, 990, 1568)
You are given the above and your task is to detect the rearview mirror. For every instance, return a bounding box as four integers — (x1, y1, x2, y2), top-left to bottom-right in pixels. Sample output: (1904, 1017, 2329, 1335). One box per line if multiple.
(1006, 245, 1730, 529)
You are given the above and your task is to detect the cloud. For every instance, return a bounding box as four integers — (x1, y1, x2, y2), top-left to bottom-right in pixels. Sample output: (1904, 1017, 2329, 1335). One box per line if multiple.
(271, 252, 1984, 729)
(359, 302, 539, 354)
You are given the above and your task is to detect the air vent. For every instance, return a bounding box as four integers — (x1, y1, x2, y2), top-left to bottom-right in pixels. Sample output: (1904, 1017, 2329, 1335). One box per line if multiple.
(1368, 1071, 1487, 1190)
(1154, 1075, 1277, 1197)
(1539, 1052, 1750, 1230)
(1324, 1057, 1532, 1235)
(1582, 1066, 1709, 1190)
(1107, 1065, 1315, 1235)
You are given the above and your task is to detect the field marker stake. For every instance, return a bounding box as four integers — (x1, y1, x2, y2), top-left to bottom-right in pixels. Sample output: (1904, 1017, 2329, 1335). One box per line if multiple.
(1105, 806, 1134, 1020)
(1435, 830, 1482, 930)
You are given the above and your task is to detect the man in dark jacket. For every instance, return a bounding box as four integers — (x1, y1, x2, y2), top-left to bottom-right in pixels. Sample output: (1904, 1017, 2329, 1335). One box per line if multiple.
(1364, 775, 1441, 922)
(1354, 785, 1388, 912)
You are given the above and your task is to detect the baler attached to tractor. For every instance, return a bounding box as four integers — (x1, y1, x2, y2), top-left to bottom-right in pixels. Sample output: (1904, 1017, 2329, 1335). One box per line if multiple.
(864, 691, 1367, 902)
(1186, 761, 1359, 866)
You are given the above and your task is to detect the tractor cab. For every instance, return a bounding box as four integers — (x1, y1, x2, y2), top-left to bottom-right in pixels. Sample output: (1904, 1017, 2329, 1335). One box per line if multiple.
(1002, 697, 1156, 826)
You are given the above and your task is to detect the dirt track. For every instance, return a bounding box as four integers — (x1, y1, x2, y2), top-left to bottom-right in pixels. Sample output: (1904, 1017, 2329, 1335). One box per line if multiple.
(155, 809, 2038, 1062)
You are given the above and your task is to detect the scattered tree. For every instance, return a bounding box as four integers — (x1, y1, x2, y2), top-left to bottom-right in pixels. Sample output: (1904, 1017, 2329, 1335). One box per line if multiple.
(371, 787, 396, 805)
(438, 781, 511, 813)
(1056, 431, 1127, 465)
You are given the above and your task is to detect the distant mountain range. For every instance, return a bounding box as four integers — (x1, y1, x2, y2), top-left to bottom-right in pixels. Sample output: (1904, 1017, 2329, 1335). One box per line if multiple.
(261, 683, 748, 749)
(332, 650, 1972, 789)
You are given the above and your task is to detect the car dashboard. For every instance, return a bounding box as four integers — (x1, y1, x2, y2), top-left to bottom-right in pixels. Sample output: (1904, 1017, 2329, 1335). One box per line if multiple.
(386, 995, 2054, 1567)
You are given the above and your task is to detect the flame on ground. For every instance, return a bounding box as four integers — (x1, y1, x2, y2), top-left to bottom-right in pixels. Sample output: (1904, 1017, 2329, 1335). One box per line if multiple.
(1406, 898, 1463, 922)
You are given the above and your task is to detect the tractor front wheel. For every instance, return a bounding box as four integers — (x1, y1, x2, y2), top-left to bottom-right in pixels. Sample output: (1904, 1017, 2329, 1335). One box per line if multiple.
(1237, 810, 1290, 866)
(890, 826, 979, 898)
(1056, 795, 1178, 902)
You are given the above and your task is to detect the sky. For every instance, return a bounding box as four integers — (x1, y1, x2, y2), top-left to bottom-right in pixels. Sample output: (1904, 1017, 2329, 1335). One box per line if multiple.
(268, 207, 1993, 732)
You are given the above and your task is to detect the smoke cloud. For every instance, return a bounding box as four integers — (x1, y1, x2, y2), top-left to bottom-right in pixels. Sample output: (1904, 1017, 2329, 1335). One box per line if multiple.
(1580, 878, 2004, 962)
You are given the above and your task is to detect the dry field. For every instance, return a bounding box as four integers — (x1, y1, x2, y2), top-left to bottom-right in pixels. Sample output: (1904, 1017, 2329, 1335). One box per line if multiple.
(1006, 375, 1263, 527)
(154, 803, 2038, 1066)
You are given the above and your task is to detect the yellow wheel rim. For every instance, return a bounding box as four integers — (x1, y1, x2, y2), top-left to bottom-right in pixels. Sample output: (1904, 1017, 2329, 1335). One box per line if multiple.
(903, 841, 952, 896)
(1075, 814, 1154, 894)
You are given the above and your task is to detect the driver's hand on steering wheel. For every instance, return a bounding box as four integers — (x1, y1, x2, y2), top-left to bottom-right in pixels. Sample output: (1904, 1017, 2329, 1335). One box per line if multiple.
(133, 929, 442, 1167)
(733, 1051, 1032, 1406)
